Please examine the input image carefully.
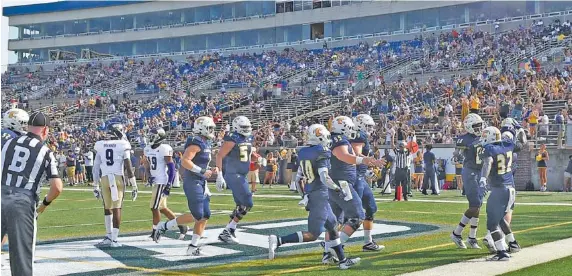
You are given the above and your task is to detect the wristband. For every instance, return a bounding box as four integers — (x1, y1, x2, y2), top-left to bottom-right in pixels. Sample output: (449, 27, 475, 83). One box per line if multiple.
(356, 157, 364, 165)
(42, 197, 51, 206)
(191, 164, 203, 174)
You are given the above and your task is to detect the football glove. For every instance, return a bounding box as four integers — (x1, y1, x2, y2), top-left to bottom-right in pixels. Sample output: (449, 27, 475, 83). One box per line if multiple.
(162, 185, 171, 197)
(204, 183, 212, 197)
(338, 181, 353, 201)
(479, 177, 489, 195)
(216, 173, 226, 192)
(93, 186, 101, 200)
(129, 177, 138, 201)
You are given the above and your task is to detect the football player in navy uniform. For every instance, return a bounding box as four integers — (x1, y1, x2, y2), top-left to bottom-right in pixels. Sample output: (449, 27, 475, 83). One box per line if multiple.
(1, 108, 29, 146)
(482, 119, 526, 254)
(215, 116, 254, 244)
(155, 117, 216, 255)
(451, 113, 484, 249)
(350, 114, 384, 251)
(479, 126, 520, 261)
(268, 124, 361, 269)
(322, 116, 384, 263)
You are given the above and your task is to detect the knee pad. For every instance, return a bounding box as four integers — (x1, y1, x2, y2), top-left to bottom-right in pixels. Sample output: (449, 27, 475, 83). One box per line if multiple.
(346, 218, 363, 231)
(327, 228, 339, 240)
(230, 205, 251, 220)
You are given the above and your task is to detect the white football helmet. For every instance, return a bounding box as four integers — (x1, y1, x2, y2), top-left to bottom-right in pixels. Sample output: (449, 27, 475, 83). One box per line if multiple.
(3, 108, 29, 133)
(501, 131, 514, 141)
(232, 116, 252, 137)
(501, 118, 517, 129)
(353, 114, 376, 135)
(148, 127, 167, 145)
(307, 124, 331, 147)
(481, 126, 501, 145)
(193, 116, 217, 140)
(464, 113, 484, 136)
(331, 116, 356, 139)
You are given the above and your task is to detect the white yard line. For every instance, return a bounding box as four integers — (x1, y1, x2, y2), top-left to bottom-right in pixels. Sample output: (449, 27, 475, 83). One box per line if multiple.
(400, 237, 572, 276)
(50, 188, 572, 207)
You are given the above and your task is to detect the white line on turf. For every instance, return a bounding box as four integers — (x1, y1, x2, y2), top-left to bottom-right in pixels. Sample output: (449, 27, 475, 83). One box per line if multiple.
(52, 188, 572, 207)
(400, 237, 572, 276)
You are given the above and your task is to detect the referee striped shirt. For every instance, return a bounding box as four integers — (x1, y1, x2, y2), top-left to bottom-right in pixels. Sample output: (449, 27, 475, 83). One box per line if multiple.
(393, 148, 411, 169)
(1, 133, 59, 197)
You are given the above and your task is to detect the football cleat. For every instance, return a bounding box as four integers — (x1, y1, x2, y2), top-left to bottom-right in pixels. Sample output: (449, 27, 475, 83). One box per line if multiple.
(152, 223, 166, 243)
(186, 244, 202, 256)
(321, 252, 339, 264)
(363, 241, 385, 252)
(339, 257, 361, 270)
(268, 235, 279, 260)
(150, 229, 156, 239)
(466, 238, 481, 249)
(218, 228, 239, 244)
(110, 241, 123, 248)
(487, 251, 511, 261)
(96, 237, 113, 247)
(450, 232, 467, 249)
(508, 241, 521, 253)
(178, 225, 189, 240)
(482, 238, 496, 253)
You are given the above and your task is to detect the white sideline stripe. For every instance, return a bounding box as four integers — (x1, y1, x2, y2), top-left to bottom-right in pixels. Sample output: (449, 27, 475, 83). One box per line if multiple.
(400, 237, 572, 276)
(52, 188, 572, 207)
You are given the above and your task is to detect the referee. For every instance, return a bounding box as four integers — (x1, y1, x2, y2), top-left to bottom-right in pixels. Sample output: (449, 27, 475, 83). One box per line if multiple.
(393, 141, 411, 201)
(1, 112, 63, 276)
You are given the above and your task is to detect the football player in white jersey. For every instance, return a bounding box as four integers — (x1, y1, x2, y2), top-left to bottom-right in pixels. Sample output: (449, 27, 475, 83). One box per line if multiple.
(92, 124, 138, 247)
(144, 127, 188, 240)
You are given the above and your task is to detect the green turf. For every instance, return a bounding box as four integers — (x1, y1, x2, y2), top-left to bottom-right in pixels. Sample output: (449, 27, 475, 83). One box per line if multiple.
(36, 184, 572, 275)
(501, 256, 572, 276)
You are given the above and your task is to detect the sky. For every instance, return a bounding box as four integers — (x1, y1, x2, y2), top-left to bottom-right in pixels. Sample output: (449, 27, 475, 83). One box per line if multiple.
(1, 0, 57, 72)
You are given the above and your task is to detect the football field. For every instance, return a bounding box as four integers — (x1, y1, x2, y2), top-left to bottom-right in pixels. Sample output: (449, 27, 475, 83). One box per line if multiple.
(3, 184, 572, 275)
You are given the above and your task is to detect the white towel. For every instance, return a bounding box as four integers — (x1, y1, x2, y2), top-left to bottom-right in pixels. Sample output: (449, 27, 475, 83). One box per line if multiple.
(108, 174, 119, 201)
(434, 173, 441, 194)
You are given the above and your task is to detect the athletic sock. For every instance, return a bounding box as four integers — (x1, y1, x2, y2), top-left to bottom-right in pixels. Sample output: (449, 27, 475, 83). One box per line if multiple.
(468, 217, 479, 239)
(279, 232, 303, 245)
(340, 232, 350, 244)
(329, 239, 345, 261)
(364, 230, 373, 243)
(491, 230, 506, 251)
(191, 234, 200, 247)
(506, 233, 515, 243)
(111, 228, 120, 242)
(152, 225, 157, 230)
(226, 220, 238, 230)
(453, 215, 470, 236)
(104, 215, 113, 239)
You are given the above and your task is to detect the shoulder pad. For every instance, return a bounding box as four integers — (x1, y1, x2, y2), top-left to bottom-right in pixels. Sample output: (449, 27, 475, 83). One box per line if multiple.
(350, 131, 368, 143)
(186, 136, 204, 149)
(161, 144, 174, 156)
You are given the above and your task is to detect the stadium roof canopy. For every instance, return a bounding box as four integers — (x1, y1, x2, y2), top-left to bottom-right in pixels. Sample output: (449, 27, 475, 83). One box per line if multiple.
(3, 0, 148, 16)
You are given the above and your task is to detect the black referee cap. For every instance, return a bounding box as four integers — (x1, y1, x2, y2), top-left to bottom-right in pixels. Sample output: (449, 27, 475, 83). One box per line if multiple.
(28, 112, 51, 127)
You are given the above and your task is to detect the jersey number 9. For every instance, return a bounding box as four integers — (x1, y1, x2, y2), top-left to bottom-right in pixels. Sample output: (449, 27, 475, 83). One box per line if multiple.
(105, 149, 114, 166)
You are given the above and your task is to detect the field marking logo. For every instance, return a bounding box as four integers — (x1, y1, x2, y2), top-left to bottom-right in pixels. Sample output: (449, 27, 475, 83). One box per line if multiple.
(22, 219, 438, 276)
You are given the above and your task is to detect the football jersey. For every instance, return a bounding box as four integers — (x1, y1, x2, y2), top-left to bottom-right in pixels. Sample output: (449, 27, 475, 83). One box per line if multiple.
(350, 130, 371, 177)
(94, 139, 132, 176)
(330, 133, 356, 182)
(483, 140, 515, 187)
(222, 132, 253, 175)
(1, 128, 20, 147)
(183, 136, 211, 180)
(455, 133, 483, 170)
(144, 143, 173, 184)
(298, 145, 331, 193)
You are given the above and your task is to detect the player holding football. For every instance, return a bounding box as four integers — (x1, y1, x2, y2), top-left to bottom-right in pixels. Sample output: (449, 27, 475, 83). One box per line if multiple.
(450, 113, 484, 249)
(323, 116, 384, 263)
(155, 117, 216, 255)
(268, 124, 361, 269)
(479, 126, 521, 261)
(215, 116, 254, 244)
(93, 124, 138, 247)
(350, 114, 384, 251)
(144, 127, 188, 241)
(1, 108, 29, 146)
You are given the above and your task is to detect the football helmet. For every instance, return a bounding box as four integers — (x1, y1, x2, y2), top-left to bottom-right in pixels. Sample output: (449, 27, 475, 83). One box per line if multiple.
(464, 113, 484, 136)
(193, 116, 216, 140)
(3, 108, 29, 133)
(501, 118, 517, 130)
(353, 114, 376, 135)
(501, 131, 514, 141)
(107, 123, 125, 140)
(232, 116, 252, 137)
(481, 126, 501, 145)
(148, 127, 167, 145)
(331, 116, 356, 139)
(307, 124, 331, 147)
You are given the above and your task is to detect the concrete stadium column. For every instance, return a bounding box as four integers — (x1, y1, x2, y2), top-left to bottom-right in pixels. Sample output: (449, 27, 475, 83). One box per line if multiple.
(231, 34, 236, 47)
(284, 28, 288, 42)
(18, 51, 23, 61)
(181, 39, 185, 51)
(132, 43, 137, 55)
(133, 16, 137, 28)
(156, 40, 159, 53)
(400, 13, 405, 30)
(86, 20, 90, 33)
(535, 0, 541, 14)
(40, 25, 45, 36)
(464, 6, 469, 23)
(257, 32, 261, 45)
(181, 12, 185, 23)
(18, 27, 23, 39)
